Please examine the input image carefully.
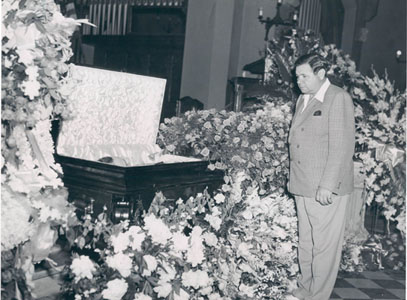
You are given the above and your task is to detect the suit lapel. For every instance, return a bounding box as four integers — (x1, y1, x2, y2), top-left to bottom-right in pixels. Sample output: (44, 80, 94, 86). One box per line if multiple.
(291, 95, 304, 127)
(291, 97, 319, 130)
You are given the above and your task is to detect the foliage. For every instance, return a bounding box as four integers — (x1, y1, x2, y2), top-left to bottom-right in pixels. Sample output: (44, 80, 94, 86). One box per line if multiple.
(157, 102, 292, 196)
(62, 177, 299, 300)
(352, 72, 406, 236)
(264, 29, 323, 100)
(263, 28, 406, 238)
(1, 0, 85, 298)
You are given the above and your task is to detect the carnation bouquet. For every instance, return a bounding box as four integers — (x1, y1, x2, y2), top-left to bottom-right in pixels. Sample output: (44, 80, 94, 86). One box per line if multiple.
(157, 102, 292, 196)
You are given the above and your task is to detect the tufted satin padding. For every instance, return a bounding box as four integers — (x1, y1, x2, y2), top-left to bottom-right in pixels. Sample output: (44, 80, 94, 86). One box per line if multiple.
(57, 65, 167, 158)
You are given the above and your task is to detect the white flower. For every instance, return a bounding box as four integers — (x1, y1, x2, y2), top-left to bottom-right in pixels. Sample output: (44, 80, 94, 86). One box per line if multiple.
(25, 65, 39, 80)
(202, 232, 218, 247)
(213, 193, 225, 204)
(166, 144, 176, 152)
(70, 255, 96, 283)
(186, 227, 205, 266)
(182, 270, 211, 289)
(31, 201, 61, 222)
(134, 293, 152, 300)
(111, 231, 130, 253)
(142, 255, 157, 276)
(241, 210, 253, 220)
(4, 23, 41, 51)
(208, 293, 223, 300)
(1, 186, 34, 251)
(154, 280, 172, 298)
(171, 231, 189, 253)
(237, 242, 251, 258)
(271, 225, 288, 240)
(128, 226, 146, 251)
(21, 79, 41, 100)
(101, 278, 128, 300)
(203, 121, 212, 129)
(205, 214, 222, 231)
(106, 252, 132, 277)
(154, 282, 172, 298)
(200, 286, 213, 295)
(200, 147, 210, 157)
(280, 241, 293, 253)
(143, 214, 172, 245)
(154, 263, 176, 297)
(239, 283, 255, 297)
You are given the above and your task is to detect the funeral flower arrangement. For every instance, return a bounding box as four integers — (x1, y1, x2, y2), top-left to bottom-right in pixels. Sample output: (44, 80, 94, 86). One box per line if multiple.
(1, 0, 88, 297)
(324, 47, 406, 239)
(264, 28, 406, 237)
(262, 29, 406, 271)
(62, 102, 299, 299)
(63, 174, 298, 300)
(157, 101, 292, 196)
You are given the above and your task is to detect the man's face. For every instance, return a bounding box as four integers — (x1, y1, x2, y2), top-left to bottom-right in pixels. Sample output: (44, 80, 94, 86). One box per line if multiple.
(295, 63, 324, 94)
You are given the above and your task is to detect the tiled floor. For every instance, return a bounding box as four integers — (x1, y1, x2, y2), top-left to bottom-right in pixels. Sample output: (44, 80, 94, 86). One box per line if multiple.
(330, 270, 406, 300)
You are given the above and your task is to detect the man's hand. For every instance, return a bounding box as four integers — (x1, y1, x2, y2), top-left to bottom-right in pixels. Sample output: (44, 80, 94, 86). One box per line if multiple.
(316, 187, 333, 205)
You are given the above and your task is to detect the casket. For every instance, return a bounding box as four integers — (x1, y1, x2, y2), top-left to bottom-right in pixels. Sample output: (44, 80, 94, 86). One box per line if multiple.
(55, 65, 223, 223)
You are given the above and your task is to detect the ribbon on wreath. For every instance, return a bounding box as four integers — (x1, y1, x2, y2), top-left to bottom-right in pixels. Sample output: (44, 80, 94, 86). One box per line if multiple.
(374, 142, 405, 184)
(25, 128, 63, 179)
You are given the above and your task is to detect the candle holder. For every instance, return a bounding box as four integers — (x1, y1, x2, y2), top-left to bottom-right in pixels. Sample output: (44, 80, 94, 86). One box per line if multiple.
(258, 0, 298, 41)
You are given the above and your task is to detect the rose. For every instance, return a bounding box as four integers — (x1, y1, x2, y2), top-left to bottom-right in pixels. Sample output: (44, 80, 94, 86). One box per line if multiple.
(181, 269, 211, 289)
(202, 232, 218, 247)
(106, 252, 132, 277)
(70, 255, 96, 283)
(214, 193, 225, 204)
(171, 231, 189, 253)
(142, 255, 158, 276)
(101, 278, 128, 300)
(111, 231, 131, 253)
(143, 214, 172, 245)
(134, 293, 152, 300)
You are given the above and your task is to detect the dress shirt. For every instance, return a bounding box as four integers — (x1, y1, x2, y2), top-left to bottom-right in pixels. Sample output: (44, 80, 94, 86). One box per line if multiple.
(301, 78, 331, 113)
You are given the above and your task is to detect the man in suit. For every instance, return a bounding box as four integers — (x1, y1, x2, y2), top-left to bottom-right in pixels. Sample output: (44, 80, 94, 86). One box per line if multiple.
(288, 53, 355, 300)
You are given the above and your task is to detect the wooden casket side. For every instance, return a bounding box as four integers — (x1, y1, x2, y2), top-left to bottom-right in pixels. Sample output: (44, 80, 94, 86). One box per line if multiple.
(57, 154, 224, 222)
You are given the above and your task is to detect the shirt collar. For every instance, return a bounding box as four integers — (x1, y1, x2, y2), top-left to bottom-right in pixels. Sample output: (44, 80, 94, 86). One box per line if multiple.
(303, 78, 331, 103)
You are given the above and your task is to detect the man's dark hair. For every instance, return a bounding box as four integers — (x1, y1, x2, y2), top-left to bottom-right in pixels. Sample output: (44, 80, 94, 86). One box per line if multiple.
(294, 53, 330, 74)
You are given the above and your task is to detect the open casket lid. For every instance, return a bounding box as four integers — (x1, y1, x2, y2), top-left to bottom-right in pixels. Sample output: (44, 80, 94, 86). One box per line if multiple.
(56, 65, 167, 157)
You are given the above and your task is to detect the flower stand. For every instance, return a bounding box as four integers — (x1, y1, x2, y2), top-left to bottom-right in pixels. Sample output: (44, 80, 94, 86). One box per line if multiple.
(345, 161, 369, 243)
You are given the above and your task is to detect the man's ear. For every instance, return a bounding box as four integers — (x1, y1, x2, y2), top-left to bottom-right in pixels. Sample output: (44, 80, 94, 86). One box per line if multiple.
(316, 69, 326, 80)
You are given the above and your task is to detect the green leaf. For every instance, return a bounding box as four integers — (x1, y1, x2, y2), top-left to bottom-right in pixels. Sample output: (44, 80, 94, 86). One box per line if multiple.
(34, 20, 46, 34)
(18, 0, 27, 9)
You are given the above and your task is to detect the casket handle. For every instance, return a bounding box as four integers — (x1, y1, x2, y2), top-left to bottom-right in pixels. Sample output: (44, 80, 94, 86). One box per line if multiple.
(112, 197, 133, 223)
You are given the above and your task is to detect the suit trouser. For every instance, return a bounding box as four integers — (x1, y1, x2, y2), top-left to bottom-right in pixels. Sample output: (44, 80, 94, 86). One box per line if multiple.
(294, 194, 349, 300)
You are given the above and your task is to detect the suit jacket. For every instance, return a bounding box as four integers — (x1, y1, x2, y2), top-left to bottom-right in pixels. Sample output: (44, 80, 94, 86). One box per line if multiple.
(288, 84, 355, 197)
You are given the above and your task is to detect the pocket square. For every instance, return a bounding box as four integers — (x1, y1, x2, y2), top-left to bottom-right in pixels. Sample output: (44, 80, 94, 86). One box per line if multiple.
(313, 110, 322, 116)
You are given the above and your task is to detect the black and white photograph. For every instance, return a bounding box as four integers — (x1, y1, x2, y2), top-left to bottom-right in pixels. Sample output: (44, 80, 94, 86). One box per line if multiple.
(1, 0, 406, 299)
